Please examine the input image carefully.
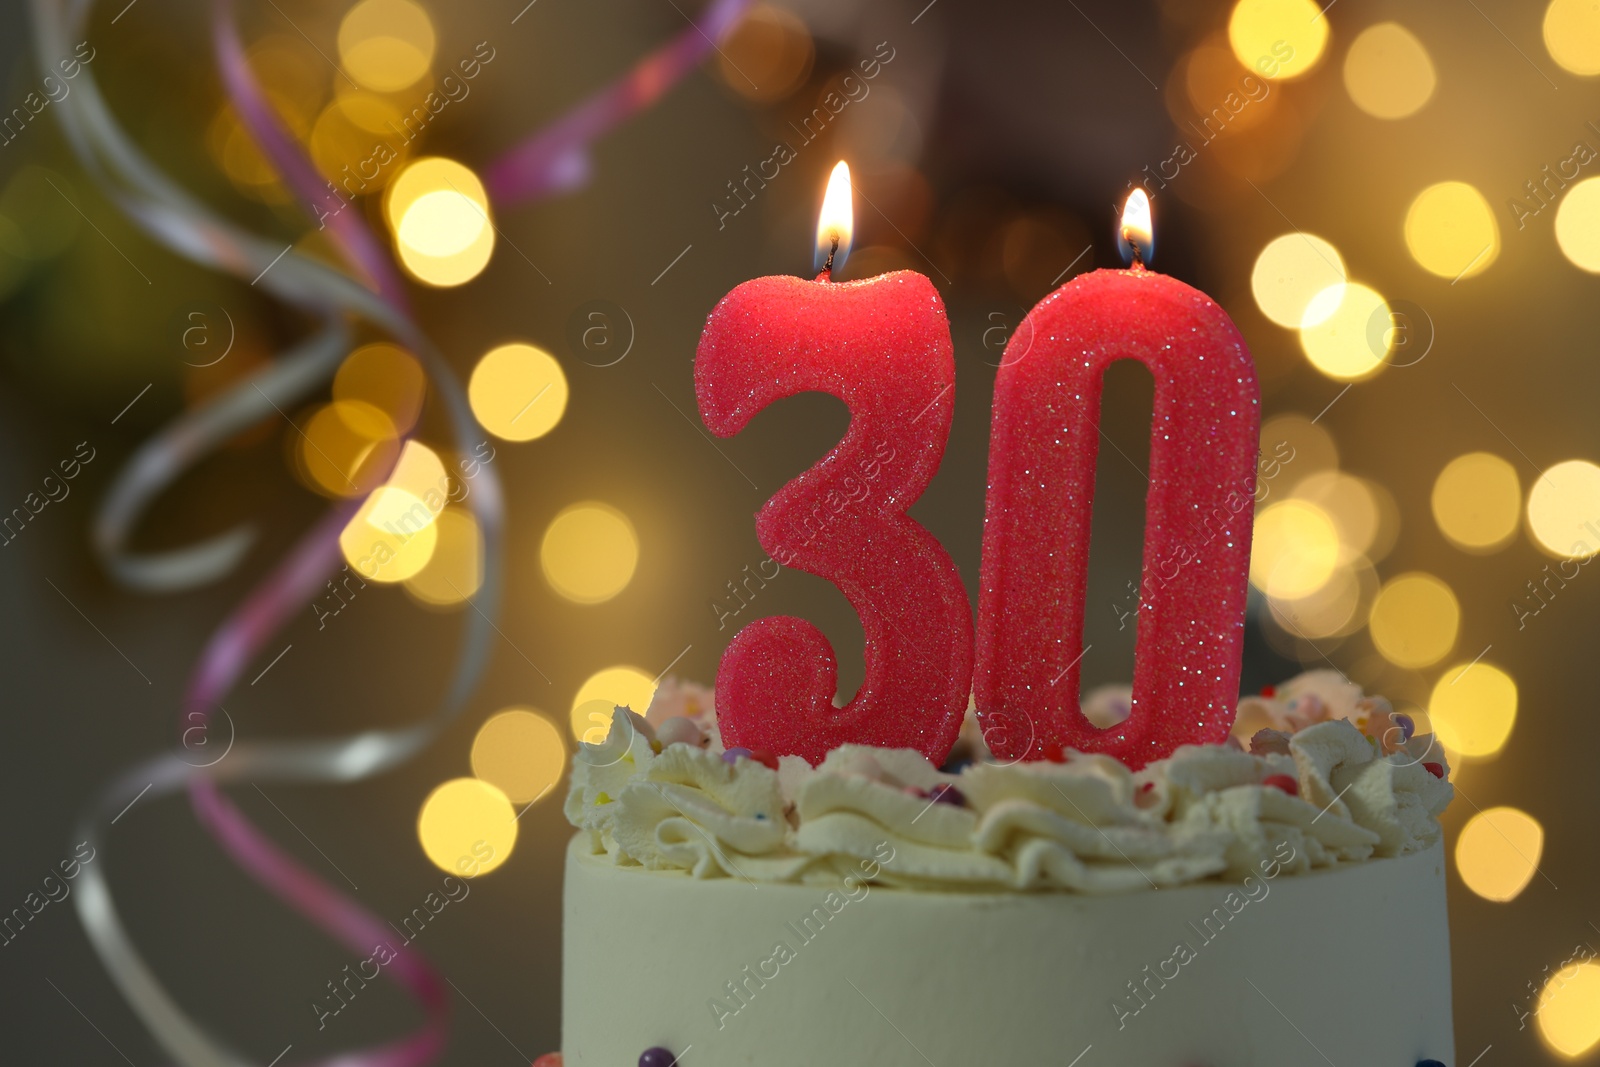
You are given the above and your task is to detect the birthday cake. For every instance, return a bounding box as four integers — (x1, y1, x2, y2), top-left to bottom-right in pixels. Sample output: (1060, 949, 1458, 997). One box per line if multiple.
(552, 671, 1455, 1066)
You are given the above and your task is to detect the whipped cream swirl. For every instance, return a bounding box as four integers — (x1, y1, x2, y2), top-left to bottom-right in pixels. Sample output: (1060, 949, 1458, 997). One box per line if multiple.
(564, 673, 1454, 894)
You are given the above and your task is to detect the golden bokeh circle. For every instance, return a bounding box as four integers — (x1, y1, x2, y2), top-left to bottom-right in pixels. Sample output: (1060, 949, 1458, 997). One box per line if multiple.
(1343, 22, 1436, 119)
(540, 502, 640, 604)
(1299, 282, 1391, 380)
(386, 157, 495, 287)
(469, 343, 569, 441)
(1251, 233, 1347, 329)
(1538, 962, 1600, 1058)
(416, 777, 516, 877)
(339, 486, 439, 583)
(338, 0, 436, 92)
(1404, 181, 1500, 279)
(1455, 806, 1543, 903)
(335, 343, 426, 434)
(1545, 0, 1600, 76)
(1228, 0, 1329, 79)
(1432, 452, 1521, 552)
(1293, 471, 1382, 558)
(471, 709, 566, 805)
(570, 666, 658, 743)
(298, 400, 399, 498)
(403, 507, 483, 606)
(1556, 178, 1600, 273)
(1527, 459, 1600, 557)
(1368, 572, 1459, 669)
(718, 4, 815, 102)
(1250, 499, 1341, 598)
(1429, 663, 1517, 758)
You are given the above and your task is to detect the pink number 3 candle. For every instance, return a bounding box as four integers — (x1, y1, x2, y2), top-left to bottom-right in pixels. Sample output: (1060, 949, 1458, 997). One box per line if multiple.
(696, 163, 972, 766)
(976, 191, 1260, 769)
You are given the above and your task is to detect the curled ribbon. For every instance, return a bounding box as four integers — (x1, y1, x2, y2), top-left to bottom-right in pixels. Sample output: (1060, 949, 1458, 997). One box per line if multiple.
(29, 0, 748, 1061)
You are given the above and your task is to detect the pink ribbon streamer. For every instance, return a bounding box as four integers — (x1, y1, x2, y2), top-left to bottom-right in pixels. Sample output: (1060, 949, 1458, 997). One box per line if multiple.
(483, 0, 751, 205)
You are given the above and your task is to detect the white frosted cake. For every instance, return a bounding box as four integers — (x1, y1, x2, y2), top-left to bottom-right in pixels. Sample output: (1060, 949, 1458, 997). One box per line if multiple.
(546, 671, 1455, 1067)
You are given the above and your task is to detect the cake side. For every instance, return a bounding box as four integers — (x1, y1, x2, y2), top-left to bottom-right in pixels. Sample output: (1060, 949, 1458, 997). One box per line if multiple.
(562, 835, 1454, 1066)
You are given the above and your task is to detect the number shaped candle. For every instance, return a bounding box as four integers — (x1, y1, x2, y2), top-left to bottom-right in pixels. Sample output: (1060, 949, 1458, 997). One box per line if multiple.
(695, 163, 972, 766)
(976, 191, 1260, 769)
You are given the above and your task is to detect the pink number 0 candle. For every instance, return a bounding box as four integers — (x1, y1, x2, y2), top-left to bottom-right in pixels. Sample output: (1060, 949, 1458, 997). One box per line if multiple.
(976, 191, 1260, 769)
(696, 163, 972, 765)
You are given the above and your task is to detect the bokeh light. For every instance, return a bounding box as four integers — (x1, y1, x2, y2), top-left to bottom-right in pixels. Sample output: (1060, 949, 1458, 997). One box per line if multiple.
(416, 778, 515, 876)
(1343, 22, 1436, 119)
(1538, 963, 1600, 1059)
(718, 4, 814, 102)
(334, 343, 427, 434)
(1544, 0, 1600, 76)
(471, 709, 566, 805)
(1251, 499, 1341, 598)
(1369, 572, 1459, 669)
(339, 486, 439, 583)
(540, 502, 640, 604)
(385, 439, 448, 503)
(338, 0, 436, 92)
(1555, 178, 1600, 272)
(1455, 806, 1544, 903)
(1260, 413, 1339, 484)
(1251, 233, 1346, 329)
(1292, 471, 1383, 559)
(309, 94, 410, 188)
(1228, 0, 1328, 79)
(1432, 452, 1521, 552)
(1528, 460, 1600, 558)
(1404, 181, 1500, 279)
(1299, 282, 1391, 380)
(297, 400, 398, 498)
(403, 507, 483, 606)
(469, 343, 568, 441)
(1267, 557, 1374, 639)
(387, 157, 494, 287)
(1183, 40, 1280, 135)
(1429, 662, 1517, 758)
(570, 666, 658, 744)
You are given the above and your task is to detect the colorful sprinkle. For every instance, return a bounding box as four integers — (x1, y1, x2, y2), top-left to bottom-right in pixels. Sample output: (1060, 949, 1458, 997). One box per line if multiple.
(1423, 762, 1446, 779)
(532, 1056, 563, 1067)
(639, 1048, 678, 1067)
(751, 748, 780, 770)
(722, 747, 753, 765)
(1260, 684, 1276, 697)
(930, 784, 966, 806)
(1394, 713, 1416, 741)
(1262, 774, 1299, 796)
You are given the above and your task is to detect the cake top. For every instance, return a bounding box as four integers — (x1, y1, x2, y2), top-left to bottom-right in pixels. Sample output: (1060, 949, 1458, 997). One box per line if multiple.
(564, 671, 1453, 893)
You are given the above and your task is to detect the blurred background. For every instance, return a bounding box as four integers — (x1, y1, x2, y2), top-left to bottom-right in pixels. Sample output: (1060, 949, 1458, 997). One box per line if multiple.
(0, 0, 1595, 1061)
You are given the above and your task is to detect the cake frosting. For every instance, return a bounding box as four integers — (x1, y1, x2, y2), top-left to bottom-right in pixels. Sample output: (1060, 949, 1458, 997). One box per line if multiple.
(564, 671, 1453, 894)
(555, 671, 1456, 1067)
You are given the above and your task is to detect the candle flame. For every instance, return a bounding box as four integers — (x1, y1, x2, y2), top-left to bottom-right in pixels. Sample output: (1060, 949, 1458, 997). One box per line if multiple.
(1119, 188, 1154, 266)
(815, 161, 853, 274)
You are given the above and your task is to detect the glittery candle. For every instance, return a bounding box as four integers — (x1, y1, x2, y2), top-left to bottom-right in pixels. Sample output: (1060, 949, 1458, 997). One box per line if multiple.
(695, 268, 972, 766)
(975, 263, 1260, 769)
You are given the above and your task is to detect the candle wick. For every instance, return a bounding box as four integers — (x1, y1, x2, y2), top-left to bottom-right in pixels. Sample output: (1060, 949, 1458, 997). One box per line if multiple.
(1127, 236, 1147, 270)
(823, 233, 840, 275)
